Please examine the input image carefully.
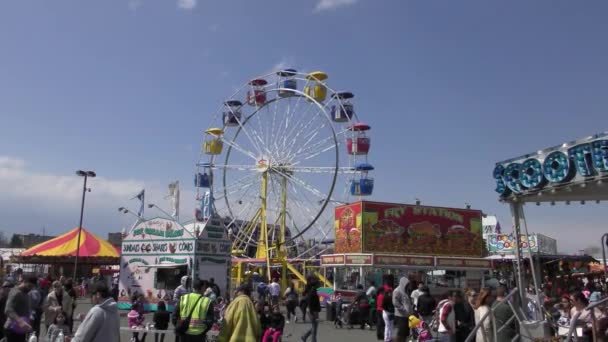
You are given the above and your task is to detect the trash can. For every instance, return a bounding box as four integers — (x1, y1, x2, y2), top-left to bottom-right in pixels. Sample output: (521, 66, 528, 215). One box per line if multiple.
(326, 301, 336, 322)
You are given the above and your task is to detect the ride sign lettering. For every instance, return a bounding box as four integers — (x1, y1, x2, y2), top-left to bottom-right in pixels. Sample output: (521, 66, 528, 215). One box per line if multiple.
(493, 134, 608, 198)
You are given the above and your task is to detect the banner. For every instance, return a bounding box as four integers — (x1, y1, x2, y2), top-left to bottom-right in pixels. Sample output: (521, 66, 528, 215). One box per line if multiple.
(361, 202, 483, 257)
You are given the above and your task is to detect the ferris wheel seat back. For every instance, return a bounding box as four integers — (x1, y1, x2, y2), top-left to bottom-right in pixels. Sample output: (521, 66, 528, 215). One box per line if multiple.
(247, 79, 268, 106)
(331, 104, 353, 122)
(276, 69, 298, 97)
(304, 84, 327, 102)
(223, 111, 242, 126)
(195, 172, 212, 188)
(204, 128, 224, 155)
(346, 137, 371, 155)
(350, 178, 374, 196)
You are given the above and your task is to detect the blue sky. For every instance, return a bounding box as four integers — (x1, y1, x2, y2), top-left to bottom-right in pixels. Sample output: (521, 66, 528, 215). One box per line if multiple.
(1, 0, 607, 252)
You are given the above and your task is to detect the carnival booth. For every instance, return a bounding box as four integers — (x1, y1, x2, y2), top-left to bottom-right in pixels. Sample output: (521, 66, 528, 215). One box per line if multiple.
(13, 227, 119, 278)
(118, 217, 231, 311)
(321, 201, 492, 299)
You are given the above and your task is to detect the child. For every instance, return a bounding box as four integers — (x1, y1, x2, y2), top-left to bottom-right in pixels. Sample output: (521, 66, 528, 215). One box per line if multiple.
(262, 305, 285, 342)
(153, 301, 170, 342)
(128, 294, 147, 342)
(46, 311, 71, 341)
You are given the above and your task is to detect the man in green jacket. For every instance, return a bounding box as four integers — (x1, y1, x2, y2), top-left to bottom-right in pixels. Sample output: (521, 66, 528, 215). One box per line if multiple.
(493, 286, 517, 342)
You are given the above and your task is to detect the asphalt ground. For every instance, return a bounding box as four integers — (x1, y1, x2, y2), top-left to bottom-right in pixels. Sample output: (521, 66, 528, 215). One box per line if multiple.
(66, 298, 380, 342)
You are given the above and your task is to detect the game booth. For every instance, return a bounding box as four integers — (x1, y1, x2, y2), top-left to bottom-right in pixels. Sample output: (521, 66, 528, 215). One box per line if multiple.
(118, 217, 231, 311)
(320, 201, 493, 300)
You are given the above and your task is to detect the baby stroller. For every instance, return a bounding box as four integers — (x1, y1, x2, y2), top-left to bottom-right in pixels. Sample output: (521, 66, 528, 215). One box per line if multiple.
(409, 315, 432, 342)
(334, 297, 358, 328)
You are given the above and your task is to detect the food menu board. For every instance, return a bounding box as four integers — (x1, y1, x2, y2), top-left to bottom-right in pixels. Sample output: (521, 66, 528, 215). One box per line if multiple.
(334, 202, 363, 253)
(360, 202, 483, 257)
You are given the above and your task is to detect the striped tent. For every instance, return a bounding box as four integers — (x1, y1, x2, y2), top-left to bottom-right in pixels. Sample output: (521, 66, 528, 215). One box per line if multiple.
(15, 227, 119, 264)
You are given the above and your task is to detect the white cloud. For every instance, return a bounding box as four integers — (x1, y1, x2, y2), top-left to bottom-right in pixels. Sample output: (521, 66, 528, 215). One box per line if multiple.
(177, 0, 197, 10)
(314, 0, 358, 12)
(0, 156, 196, 237)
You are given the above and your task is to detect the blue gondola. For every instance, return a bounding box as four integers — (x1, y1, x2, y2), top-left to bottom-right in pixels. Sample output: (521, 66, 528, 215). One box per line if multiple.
(350, 178, 374, 196)
(195, 172, 212, 188)
(277, 69, 298, 97)
(354, 163, 375, 171)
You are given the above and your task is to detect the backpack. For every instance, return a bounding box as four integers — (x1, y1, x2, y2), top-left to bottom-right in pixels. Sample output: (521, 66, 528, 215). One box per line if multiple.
(382, 290, 394, 314)
(431, 299, 450, 332)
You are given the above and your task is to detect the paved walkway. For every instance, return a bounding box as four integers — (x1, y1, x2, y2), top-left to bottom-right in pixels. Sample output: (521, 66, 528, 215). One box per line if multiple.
(68, 299, 379, 342)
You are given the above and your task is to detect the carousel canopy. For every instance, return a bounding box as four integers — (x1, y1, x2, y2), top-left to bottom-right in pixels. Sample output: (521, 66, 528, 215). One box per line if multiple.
(15, 227, 119, 264)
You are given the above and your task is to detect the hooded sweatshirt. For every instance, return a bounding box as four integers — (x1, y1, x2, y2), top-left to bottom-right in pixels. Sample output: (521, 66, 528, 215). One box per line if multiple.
(392, 277, 413, 318)
(72, 298, 120, 342)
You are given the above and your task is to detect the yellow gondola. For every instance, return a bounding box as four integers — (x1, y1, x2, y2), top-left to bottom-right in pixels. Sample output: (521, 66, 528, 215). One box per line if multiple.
(204, 128, 224, 155)
(304, 71, 328, 102)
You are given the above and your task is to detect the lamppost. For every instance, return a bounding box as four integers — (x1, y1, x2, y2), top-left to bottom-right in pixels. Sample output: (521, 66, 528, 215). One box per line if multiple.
(147, 203, 174, 220)
(73, 170, 96, 281)
(118, 207, 142, 220)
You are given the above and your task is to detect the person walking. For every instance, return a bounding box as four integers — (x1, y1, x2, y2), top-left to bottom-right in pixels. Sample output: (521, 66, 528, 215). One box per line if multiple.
(268, 278, 281, 306)
(153, 301, 171, 342)
(173, 276, 191, 342)
(130, 294, 147, 342)
(411, 283, 424, 312)
(366, 281, 378, 327)
(438, 291, 458, 342)
(475, 288, 494, 342)
(218, 284, 261, 342)
(283, 283, 298, 323)
(392, 277, 413, 342)
(173, 280, 215, 342)
(208, 278, 221, 299)
(63, 278, 78, 332)
(0, 281, 15, 341)
(71, 281, 120, 342)
(27, 279, 43, 338)
(262, 305, 285, 342)
(301, 276, 321, 342)
(416, 286, 435, 327)
(454, 291, 474, 342)
(43, 280, 74, 335)
(375, 276, 393, 341)
(3, 276, 36, 342)
(352, 284, 371, 329)
(381, 284, 395, 342)
(493, 286, 516, 342)
(46, 311, 71, 341)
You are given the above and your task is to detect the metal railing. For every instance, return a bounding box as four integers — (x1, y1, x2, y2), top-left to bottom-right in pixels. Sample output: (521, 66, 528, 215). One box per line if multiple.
(566, 295, 608, 342)
(466, 287, 538, 342)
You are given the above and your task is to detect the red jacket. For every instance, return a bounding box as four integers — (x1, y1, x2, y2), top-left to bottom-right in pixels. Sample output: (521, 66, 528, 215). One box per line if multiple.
(376, 285, 393, 311)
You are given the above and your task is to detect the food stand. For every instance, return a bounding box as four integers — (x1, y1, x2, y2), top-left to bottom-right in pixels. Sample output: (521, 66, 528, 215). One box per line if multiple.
(118, 217, 231, 311)
(321, 201, 492, 298)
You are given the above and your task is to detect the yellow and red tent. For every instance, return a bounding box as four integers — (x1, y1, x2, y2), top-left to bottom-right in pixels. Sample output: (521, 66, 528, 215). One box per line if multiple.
(16, 227, 119, 264)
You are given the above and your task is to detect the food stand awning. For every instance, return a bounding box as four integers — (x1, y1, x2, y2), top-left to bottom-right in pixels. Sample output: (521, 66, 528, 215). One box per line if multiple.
(14, 227, 119, 264)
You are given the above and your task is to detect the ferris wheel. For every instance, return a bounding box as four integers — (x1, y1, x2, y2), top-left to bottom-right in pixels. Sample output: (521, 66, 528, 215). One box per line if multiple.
(194, 69, 374, 265)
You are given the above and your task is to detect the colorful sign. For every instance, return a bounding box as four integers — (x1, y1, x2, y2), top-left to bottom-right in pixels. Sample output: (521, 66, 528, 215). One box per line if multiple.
(493, 132, 608, 202)
(358, 202, 483, 257)
(373, 254, 434, 267)
(334, 202, 363, 253)
(486, 233, 557, 255)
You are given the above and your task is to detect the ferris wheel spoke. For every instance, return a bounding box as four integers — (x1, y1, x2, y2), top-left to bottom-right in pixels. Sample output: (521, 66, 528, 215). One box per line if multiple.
(281, 104, 328, 158)
(279, 94, 324, 155)
(291, 127, 349, 162)
(220, 137, 259, 161)
(283, 166, 355, 173)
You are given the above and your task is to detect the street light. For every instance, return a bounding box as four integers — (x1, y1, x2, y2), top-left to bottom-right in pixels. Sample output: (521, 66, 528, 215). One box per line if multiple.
(148, 203, 173, 219)
(73, 170, 96, 281)
(601, 234, 608, 281)
(118, 207, 141, 220)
